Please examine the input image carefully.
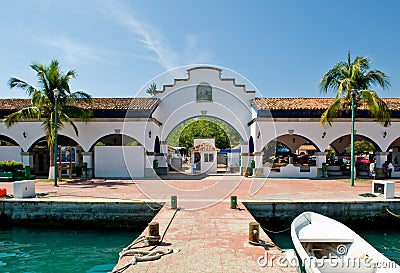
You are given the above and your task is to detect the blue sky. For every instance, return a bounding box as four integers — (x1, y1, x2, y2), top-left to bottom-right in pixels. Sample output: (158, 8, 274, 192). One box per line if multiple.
(1, 0, 399, 98)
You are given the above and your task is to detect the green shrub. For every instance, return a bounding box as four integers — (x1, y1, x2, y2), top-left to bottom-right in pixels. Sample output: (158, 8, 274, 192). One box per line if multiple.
(0, 160, 24, 172)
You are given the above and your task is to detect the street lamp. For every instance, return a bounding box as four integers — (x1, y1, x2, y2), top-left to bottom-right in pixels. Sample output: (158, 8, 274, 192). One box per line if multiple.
(53, 88, 60, 187)
(350, 88, 357, 187)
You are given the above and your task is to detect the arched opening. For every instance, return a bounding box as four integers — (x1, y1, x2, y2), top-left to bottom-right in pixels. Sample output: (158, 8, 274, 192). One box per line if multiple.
(0, 135, 21, 163)
(166, 116, 242, 174)
(263, 135, 319, 172)
(91, 134, 142, 149)
(326, 134, 380, 177)
(91, 134, 144, 178)
(0, 135, 19, 146)
(28, 135, 81, 177)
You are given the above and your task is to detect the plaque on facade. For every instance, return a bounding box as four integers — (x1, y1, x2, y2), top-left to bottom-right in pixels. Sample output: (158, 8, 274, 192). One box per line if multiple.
(196, 82, 212, 102)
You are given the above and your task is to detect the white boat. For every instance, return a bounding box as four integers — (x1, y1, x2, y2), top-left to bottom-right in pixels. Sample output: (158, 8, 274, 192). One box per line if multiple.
(291, 211, 400, 273)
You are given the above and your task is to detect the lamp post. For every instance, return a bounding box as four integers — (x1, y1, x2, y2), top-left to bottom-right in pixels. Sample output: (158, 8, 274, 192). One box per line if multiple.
(53, 88, 60, 187)
(350, 88, 357, 187)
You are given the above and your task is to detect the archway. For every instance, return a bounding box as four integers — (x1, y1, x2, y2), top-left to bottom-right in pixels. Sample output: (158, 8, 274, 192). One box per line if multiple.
(263, 135, 319, 172)
(91, 134, 144, 178)
(166, 116, 242, 174)
(0, 134, 21, 162)
(28, 135, 81, 177)
(326, 134, 381, 177)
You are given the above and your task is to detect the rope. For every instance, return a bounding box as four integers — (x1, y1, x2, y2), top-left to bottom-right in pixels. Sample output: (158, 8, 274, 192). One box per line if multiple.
(149, 208, 179, 251)
(111, 207, 180, 273)
(142, 200, 164, 211)
(260, 224, 290, 234)
(386, 208, 400, 219)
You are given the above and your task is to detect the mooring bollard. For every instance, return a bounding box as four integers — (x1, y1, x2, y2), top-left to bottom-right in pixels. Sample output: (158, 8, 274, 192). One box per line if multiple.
(230, 196, 237, 209)
(147, 221, 160, 246)
(249, 221, 260, 245)
(170, 195, 177, 209)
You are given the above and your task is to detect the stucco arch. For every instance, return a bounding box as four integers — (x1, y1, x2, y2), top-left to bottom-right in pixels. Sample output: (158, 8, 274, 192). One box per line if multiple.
(329, 134, 382, 154)
(0, 134, 20, 146)
(88, 133, 143, 151)
(27, 135, 81, 152)
(164, 115, 245, 144)
(264, 133, 321, 154)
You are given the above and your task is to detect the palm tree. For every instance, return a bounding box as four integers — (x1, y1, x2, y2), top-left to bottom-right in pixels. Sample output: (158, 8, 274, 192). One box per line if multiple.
(320, 52, 391, 127)
(5, 60, 92, 178)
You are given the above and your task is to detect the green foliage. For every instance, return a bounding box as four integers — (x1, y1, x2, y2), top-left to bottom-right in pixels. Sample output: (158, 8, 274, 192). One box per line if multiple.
(167, 117, 241, 149)
(0, 141, 16, 146)
(5, 60, 93, 168)
(320, 52, 391, 127)
(6, 60, 93, 147)
(344, 140, 376, 154)
(146, 83, 158, 96)
(0, 161, 24, 172)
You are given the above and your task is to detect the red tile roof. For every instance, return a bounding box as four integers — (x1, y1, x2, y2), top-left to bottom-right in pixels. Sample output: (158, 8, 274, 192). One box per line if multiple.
(1, 97, 400, 112)
(251, 98, 400, 111)
(0, 98, 160, 111)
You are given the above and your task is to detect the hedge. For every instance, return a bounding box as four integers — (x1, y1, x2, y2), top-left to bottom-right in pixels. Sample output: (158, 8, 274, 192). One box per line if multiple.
(0, 161, 24, 172)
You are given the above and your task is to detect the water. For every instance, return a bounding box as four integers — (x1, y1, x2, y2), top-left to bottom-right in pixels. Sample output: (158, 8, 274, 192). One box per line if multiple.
(267, 228, 400, 264)
(0, 226, 139, 273)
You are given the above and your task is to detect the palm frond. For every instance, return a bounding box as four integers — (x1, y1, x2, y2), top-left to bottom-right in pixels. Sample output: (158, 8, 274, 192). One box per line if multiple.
(320, 98, 342, 127)
(62, 105, 92, 122)
(8, 78, 37, 95)
(365, 70, 391, 90)
(359, 90, 391, 127)
(4, 107, 41, 127)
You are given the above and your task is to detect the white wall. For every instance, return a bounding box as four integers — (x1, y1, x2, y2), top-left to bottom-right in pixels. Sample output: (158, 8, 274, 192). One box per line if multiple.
(0, 146, 22, 162)
(153, 67, 254, 141)
(94, 146, 144, 178)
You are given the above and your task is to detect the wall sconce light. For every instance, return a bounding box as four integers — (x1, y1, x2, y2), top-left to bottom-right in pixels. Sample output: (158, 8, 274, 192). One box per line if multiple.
(23, 131, 27, 138)
(288, 129, 294, 135)
(322, 132, 326, 138)
(148, 131, 152, 138)
(257, 131, 261, 139)
(114, 129, 121, 134)
(383, 131, 387, 138)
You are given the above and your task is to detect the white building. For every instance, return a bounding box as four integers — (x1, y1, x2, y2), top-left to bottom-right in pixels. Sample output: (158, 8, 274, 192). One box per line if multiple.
(1, 66, 400, 178)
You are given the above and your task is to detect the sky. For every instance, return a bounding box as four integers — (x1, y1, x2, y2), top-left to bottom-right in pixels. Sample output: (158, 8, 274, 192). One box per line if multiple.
(1, 0, 399, 99)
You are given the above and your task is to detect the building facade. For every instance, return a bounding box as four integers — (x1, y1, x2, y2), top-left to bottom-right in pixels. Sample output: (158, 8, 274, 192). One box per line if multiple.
(1, 66, 400, 178)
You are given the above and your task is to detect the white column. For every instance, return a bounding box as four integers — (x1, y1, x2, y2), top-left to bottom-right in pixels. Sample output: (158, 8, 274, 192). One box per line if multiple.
(240, 141, 250, 174)
(315, 152, 328, 168)
(254, 152, 265, 177)
(375, 152, 389, 170)
(82, 152, 93, 177)
(21, 152, 33, 168)
(157, 141, 168, 168)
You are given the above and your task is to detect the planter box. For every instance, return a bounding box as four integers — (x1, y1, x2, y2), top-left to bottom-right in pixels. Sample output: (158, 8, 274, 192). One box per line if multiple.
(0, 171, 29, 182)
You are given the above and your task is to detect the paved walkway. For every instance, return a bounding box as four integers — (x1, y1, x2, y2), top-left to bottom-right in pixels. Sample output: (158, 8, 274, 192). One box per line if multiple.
(1, 175, 399, 272)
(1, 176, 399, 203)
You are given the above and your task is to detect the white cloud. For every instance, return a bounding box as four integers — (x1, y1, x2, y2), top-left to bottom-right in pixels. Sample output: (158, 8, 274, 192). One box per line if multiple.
(102, 1, 178, 69)
(101, 1, 212, 70)
(45, 36, 102, 64)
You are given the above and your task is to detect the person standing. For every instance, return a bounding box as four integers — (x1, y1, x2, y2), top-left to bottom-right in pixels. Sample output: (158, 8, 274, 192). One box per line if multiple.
(369, 160, 376, 179)
(382, 161, 388, 178)
(388, 162, 394, 178)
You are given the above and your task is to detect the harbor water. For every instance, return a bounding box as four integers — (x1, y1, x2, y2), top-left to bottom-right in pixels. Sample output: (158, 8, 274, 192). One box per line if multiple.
(0, 226, 139, 273)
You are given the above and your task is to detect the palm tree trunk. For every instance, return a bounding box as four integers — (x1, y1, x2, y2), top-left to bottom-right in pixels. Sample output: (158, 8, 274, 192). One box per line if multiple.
(48, 145, 55, 179)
